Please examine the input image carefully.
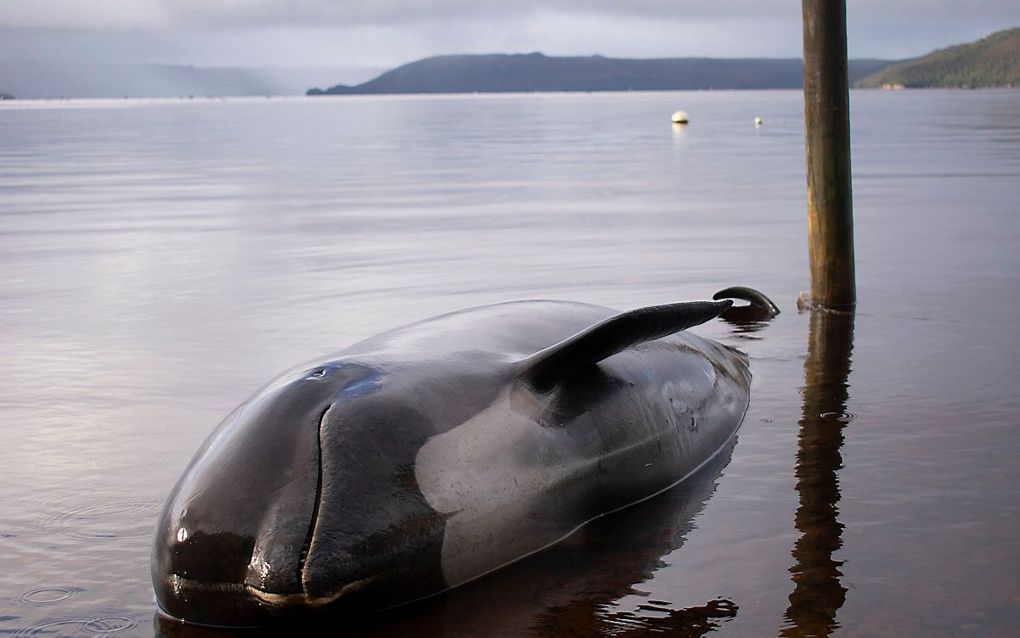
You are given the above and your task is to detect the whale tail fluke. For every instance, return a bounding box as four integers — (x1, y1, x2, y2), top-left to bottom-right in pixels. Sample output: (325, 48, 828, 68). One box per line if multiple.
(518, 299, 732, 391)
(713, 287, 780, 322)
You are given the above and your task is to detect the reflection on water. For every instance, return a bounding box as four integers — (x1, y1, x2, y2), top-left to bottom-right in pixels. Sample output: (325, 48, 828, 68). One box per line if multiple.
(527, 447, 738, 638)
(2, 90, 1020, 637)
(782, 310, 855, 637)
(536, 598, 738, 637)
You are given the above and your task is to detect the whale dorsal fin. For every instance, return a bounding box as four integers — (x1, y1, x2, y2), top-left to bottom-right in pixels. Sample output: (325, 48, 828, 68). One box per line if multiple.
(518, 299, 732, 391)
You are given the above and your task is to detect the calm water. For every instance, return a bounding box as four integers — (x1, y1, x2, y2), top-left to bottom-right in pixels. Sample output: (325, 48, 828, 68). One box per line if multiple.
(1, 90, 1018, 637)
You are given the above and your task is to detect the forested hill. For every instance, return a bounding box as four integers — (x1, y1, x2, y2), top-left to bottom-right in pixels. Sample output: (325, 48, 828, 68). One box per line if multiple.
(308, 53, 891, 95)
(856, 27, 1020, 88)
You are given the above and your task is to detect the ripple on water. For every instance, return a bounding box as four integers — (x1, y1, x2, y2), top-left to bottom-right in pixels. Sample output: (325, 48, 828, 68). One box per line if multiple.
(80, 616, 138, 634)
(35, 494, 162, 541)
(596, 597, 739, 634)
(15, 616, 139, 636)
(18, 587, 84, 606)
(14, 615, 138, 637)
(13, 619, 83, 637)
(819, 410, 857, 423)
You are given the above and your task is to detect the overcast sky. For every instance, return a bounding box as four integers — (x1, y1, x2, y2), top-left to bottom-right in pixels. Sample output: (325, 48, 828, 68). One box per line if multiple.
(2, 1, 1018, 68)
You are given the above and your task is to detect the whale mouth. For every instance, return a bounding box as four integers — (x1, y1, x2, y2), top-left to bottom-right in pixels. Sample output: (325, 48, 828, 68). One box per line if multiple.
(156, 574, 277, 628)
(156, 572, 382, 628)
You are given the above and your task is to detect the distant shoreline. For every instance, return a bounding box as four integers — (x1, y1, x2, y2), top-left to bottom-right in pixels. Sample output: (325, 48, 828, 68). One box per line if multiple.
(4, 86, 1020, 107)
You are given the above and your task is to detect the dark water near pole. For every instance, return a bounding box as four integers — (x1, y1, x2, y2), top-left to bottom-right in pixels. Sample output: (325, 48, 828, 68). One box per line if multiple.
(1, 90, 1018, 637)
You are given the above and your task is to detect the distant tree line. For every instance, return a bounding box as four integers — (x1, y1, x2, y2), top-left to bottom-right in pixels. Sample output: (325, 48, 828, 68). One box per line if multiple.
(856, 27, 1020, 88)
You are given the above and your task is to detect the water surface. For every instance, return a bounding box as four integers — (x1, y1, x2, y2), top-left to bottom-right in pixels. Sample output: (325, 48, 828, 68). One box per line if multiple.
(1, 90, 1018, 637)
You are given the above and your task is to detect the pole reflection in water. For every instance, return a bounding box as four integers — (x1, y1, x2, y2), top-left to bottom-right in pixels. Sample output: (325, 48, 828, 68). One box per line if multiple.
(781, 309, 855, 637)
(155, 442, 740, 638)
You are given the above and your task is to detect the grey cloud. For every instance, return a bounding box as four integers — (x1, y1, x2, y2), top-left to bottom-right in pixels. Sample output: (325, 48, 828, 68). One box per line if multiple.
(0, 1, 789, 29)
(3, 1, 1018, 31)
(1, 1, 1017, 68)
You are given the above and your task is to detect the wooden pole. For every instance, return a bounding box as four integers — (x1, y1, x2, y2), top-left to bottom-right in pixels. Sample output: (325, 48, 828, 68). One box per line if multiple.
(802, 0, 856, 310)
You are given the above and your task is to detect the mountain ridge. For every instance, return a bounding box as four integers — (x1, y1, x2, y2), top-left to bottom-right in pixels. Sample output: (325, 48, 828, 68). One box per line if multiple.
(309, 53, 892, 95)
(856, 27, 1020, 88)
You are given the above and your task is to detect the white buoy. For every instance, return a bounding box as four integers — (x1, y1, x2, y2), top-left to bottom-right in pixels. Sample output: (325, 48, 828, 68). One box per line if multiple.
(671, 110, 689, 124)
(754, 116, 763, 126)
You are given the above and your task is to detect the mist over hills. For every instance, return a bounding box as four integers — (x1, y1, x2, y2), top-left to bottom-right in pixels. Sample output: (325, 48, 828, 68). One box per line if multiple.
(309, 53, 892, 95)
(0, 62, 382, 99)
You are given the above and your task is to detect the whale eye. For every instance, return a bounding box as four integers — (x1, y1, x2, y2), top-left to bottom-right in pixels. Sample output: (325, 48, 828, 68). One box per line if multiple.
(176, 527, 188, 543)
(308, 367, 327, 378)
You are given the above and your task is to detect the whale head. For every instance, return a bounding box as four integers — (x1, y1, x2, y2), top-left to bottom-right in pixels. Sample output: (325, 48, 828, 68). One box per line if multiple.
(151, 362, 447, 626)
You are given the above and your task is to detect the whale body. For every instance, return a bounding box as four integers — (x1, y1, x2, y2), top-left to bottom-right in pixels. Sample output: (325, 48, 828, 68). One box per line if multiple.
(152, 294, 756, 626)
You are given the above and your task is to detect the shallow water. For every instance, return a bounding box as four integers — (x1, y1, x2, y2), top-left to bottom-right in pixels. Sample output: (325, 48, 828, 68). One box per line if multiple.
(1, 90, 1019, 637)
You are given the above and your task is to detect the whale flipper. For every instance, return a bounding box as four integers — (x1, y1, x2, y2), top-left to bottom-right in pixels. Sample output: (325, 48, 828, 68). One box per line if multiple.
(713, 286, 781, 321)
(519, 299, 731, 391)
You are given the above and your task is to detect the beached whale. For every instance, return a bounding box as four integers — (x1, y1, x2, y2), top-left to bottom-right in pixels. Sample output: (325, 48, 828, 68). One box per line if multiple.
(152, 289, 770, 626)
